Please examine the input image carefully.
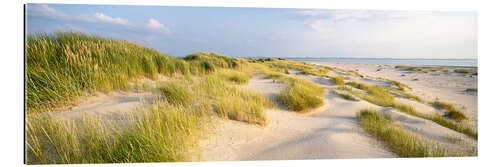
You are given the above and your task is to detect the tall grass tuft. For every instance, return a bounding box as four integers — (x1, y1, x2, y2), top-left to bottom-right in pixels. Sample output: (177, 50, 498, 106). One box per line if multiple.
(358, 109, 446, 157)
(196, 74, 273, 125)
(26, 32, 189, 113)
(216, 69, 251, 84)
(433, 101, 468, 121)
(26, 101, 202, 164)
(278, 78, 325, 112)
(159, 80, 194, 106)
(328, 75, 345, 85)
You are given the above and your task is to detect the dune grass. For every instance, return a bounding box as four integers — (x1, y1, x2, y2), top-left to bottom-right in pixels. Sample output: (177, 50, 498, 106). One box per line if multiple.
(342, 81, 477, 139)
(387, 79, 411, 91)
(25, 70, 275, 164)
(454, 68, 478, 75)
(250, 62, 325, 112)
(216, 69, 251, 84)
(26, 32, 191, 113)
(279, 81, 324, 112)
(159, 80, 194, 106)
(432, 101, 468, 121)
(195, 74, 274, 125)
(327, 75, 345, 85)
(26, 101, 202, 164)
(388, 88, 424, 102)
(334, 90, 358, 101)
(358, 109, 446, 157)
(26, 32, 279, 164)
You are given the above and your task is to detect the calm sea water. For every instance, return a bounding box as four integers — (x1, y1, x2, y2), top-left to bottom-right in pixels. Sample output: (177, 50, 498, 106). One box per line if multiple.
(287, 57, 477, 67)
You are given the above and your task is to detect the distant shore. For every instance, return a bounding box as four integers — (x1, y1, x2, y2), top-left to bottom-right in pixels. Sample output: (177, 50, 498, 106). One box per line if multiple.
(285, 57, 478, 67)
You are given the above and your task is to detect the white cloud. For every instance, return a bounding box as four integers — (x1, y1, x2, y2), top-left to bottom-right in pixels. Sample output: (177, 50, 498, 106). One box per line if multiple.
(27, 4, 66, 18)
(147, 18, 170, 33)
(94, 13, 129, 25)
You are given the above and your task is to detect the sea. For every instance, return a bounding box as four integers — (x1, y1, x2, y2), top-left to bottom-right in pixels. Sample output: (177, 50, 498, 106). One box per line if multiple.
(287, 57, 477, 67)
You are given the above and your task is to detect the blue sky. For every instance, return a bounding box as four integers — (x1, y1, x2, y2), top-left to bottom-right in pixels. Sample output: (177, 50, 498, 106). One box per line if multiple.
(26, 4, 477, 59)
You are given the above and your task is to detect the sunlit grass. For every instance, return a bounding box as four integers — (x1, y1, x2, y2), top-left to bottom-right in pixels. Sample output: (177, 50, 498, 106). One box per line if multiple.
(341, 81, 477, 139)
(432, 101, 468, 121)
(357, 109, 446, 157)
(26, 32, 189, 113)
(26, 101, 202, 164)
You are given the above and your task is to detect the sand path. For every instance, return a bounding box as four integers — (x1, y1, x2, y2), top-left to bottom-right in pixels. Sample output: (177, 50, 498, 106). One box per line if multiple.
(199, 75, 397, 161)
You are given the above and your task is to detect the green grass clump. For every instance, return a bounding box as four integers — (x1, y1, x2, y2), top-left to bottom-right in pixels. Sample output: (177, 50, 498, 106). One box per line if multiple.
(335, 91, 358, 101)
(279, 82, 324, 112)
(358, 109, 446, 157)
(389, 88, 424, 102)
(346, 81, 370, 90)
(432, 101, 468, 121)
(255, 64, 326, 112)
(159, 80, 194, 106)
(196, 74, 273, 125)
(388, 79, 411, 91)
(328, 75, 345, 85)
(216, 69, 251, 84)
(26, 32, 190, 113)
(454, 68, 477, 75)
(184, 52, 248, 75)
(26, 102, 202, 164)
(347, 70, 364, 77)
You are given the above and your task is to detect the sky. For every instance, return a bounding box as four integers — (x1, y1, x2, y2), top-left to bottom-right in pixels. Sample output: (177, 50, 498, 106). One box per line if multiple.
(26, 4, 477, 59)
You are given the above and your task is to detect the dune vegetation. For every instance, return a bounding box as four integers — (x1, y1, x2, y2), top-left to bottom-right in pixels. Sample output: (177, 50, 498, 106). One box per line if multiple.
(25, 32, 477, 163)
(357, 109, 446, 157)
(249, 62, 325, 112)
(432, 100, 468, 121)
(341, 81, 477, 139)
(25, 32, 273, 164)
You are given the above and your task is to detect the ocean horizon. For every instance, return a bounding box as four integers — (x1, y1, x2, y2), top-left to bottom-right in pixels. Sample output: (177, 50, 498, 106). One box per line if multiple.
(285, 57, 477, 67)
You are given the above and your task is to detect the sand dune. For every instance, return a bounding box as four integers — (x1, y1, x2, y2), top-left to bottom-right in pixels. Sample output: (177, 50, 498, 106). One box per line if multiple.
(200, 75, 397, 161)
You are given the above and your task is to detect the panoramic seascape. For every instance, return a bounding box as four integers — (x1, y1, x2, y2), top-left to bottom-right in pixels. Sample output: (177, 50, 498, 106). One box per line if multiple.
(25, 4, 477, 165)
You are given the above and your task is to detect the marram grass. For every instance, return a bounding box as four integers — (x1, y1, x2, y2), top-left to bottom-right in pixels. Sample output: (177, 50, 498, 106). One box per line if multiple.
(26, 32, 189, 113)
(358, 109, 446, 157)
(26, 101, 202, 164)
(25, 32, 277, 164)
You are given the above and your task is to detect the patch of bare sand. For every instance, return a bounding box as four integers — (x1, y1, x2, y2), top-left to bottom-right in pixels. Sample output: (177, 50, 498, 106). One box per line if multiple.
(199, 76, 397, 161)
(48, 76, 168, 121)
(50, 91, 153, 122)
